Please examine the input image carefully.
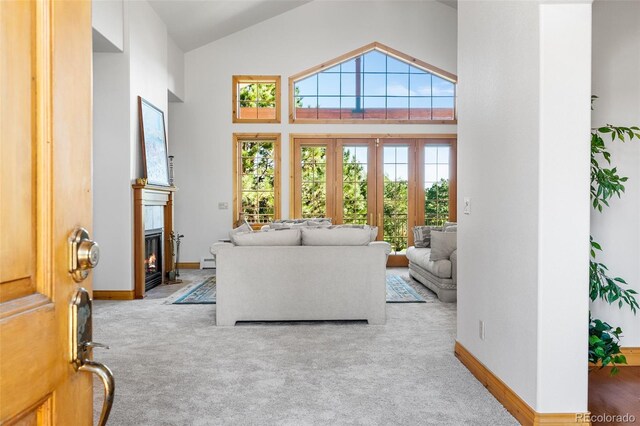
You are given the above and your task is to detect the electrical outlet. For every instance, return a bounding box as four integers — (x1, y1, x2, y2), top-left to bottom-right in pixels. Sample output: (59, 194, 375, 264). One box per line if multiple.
(479, 320, 485, 340)
(218, 202, 229, 210)
(463, 197, 471, 215)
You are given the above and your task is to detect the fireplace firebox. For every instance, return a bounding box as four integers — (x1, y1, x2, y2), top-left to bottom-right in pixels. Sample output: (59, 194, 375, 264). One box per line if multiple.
(144, 229, 163, 290)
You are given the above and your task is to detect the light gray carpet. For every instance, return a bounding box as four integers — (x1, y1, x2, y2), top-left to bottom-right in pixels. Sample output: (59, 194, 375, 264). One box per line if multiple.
(92, 269, 517, 426)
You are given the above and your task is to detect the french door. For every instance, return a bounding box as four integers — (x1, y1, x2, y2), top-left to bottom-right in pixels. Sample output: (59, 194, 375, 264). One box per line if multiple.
(291, 135, 456, 265)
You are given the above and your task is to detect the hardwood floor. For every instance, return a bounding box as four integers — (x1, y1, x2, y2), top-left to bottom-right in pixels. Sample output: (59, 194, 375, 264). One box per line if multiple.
(589, 367, 640, 425)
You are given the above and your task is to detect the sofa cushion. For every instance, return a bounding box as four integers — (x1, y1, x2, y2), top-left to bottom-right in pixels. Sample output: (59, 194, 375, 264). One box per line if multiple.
(232, 229, 301, 246)
(328, 224, 378, 242)
(429, 231, 457, 261)
(412, 226, 441, 248)
(210, 242, 234, 256)
(406, 246, 452, 278)
(368, 241, 392, 256)
(301, 227, 371, 246)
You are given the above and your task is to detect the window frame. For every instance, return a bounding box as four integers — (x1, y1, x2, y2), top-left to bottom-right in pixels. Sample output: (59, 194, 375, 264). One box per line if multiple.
(232, 75, 282, 123)
(288, 42, 457, 125)
(289, 134, 457, 222)
(232, 133, 281, 229)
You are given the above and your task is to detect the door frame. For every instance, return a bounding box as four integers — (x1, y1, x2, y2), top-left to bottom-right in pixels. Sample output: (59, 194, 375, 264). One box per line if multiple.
(375, 138, 419, 265)
(335, 138, 377, 225)
(290, 137, 338, 219)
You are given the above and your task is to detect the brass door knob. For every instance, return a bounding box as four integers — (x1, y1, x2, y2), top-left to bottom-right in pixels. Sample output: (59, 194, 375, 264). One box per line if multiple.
(69, 227, 100, 282)
(78, 240, 100, 269)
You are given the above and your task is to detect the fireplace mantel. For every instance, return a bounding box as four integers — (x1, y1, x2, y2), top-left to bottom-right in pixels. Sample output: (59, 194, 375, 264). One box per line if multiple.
(132, 184, 177, 298)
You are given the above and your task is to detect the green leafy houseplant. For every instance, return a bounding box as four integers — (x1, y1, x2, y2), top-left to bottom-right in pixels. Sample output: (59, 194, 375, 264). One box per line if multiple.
(588, 96, 640, 374)
(588, 316, 626, 375)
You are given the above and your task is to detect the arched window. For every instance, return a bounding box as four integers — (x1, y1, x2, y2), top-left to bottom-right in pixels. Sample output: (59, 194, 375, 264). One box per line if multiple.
(289, 42, 457, 124)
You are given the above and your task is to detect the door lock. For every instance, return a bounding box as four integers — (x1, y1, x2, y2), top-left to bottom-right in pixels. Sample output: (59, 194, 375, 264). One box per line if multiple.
(69, 227, 100, 282)
(71, 288, 114, 426)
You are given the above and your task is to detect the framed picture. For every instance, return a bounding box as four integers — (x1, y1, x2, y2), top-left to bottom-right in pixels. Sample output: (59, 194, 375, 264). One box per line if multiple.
(138, 96, 170, 186)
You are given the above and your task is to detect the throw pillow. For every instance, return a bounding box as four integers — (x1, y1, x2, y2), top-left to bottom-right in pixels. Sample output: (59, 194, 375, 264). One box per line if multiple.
(444, 225, 457, 233)
(228, 222, 252, 241)
(269, 222, 289, 230)
(412, 226, 440, 248)
(369, 226, 379, 242)
(306, 220, 332, 228)
(429, 231, 457, 261)
(233, 229, 301, 246)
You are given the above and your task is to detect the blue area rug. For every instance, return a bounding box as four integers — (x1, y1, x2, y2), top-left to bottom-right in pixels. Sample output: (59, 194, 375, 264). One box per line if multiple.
(170, 274, 426, 304)
(172, 276, 216, 304)
(385, 275, 426, 303)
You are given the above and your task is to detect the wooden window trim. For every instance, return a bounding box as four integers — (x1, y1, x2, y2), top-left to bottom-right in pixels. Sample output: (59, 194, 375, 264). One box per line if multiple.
(232, 133, 281, 229)
(232, 75, 281, 123)
(288, 42, 458, 124)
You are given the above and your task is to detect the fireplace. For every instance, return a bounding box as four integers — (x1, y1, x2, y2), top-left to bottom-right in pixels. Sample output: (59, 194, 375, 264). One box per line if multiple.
(132, 184, 175, 299)
(144, 229, 163, 290)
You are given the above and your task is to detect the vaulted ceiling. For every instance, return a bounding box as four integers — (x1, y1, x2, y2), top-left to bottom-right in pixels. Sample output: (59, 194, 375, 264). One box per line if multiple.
(147, 0, 312, 52)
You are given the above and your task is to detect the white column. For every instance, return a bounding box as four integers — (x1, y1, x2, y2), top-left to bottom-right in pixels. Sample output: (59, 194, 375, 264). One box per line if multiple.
(537, 2, 591, 413)
(457, 0, 591, 414)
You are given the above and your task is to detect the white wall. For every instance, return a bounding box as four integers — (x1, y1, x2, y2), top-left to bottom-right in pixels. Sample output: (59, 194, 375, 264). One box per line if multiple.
(93, 1, 133, 291)
(170, 0, 458, 262)
(457, 0, 590, 414)
(129, 0, 169, 180)
(93, 0, 184, 291)
(93, 0, 124, 52)
(590, 1, 640, 347)
(167, 36, 185, 102)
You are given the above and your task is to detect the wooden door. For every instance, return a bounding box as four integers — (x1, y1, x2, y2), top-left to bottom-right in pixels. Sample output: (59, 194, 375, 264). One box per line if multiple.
(335, 139, 377, 225)
(291, 138, 337, 219)
(0, 0, 95, 424)
(416, 139, 458, 227)
(375, 139, 418, 266)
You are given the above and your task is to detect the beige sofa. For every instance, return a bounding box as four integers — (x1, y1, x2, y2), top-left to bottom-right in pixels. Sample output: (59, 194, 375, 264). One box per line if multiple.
(406, 224, 457, 302)
(210, 227, 390, 326)
(406, 247, 457, 302)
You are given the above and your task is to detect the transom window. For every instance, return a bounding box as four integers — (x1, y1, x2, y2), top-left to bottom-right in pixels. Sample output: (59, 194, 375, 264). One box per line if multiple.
(232, 134, 281, 227)
(289, 42, 457, 124)
(232, 76, 281, 123)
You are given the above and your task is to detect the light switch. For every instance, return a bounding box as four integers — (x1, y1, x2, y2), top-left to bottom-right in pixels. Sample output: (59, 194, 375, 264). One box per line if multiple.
(463, 197, 471, 215)
(218, 202, 229, 210)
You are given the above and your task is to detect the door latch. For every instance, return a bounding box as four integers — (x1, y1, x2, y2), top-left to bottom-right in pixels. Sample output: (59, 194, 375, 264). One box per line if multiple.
(69, 227, 100, 282)
(71, 287, 114, 426)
